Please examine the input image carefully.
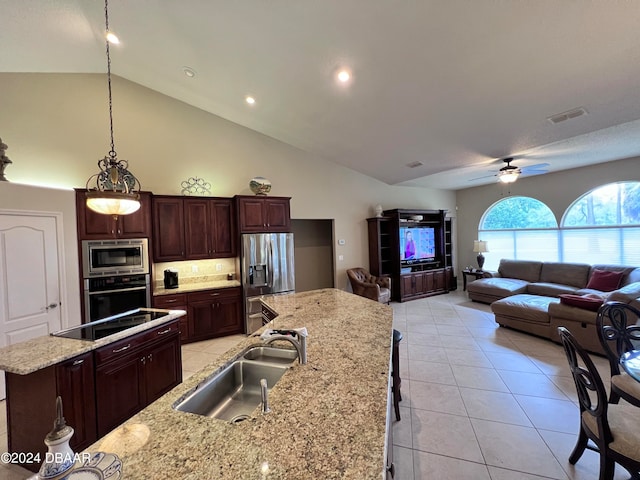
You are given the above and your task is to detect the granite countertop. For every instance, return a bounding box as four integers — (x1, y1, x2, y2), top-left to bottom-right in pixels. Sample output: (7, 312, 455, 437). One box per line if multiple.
(0, 309, 186, 375)
(91, 288, 394, 479)
(153, 279, 241, 296)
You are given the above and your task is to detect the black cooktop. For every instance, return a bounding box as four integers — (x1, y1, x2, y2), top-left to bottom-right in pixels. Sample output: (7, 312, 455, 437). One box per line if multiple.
(52, 309, 169, 341)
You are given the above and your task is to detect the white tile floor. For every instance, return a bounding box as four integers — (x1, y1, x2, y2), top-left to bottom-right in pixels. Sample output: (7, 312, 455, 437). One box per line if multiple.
(0, 291, 635, 479)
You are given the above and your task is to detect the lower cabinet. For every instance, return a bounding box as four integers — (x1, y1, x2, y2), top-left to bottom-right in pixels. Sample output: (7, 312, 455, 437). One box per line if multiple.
(154, 287, 242, 343)
(5, 320, 182, 472)
(6, 351, 98, 472)
(95, 321, 182, 437)
(399, 268, 450, 301)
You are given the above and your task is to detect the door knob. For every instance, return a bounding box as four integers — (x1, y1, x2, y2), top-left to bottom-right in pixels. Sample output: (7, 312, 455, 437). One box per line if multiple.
(46, 302, 59, 310)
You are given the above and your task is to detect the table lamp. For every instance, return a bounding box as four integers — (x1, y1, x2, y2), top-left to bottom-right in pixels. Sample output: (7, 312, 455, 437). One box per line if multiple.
(473, 240, 488, 270)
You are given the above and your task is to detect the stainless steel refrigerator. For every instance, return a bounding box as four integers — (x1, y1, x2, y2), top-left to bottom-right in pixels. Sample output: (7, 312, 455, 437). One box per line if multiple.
(241, 233, 295, 334)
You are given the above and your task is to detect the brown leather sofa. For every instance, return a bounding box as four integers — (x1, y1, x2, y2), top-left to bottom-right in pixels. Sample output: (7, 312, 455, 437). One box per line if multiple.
(347, 267, 391, 304)
(467, 259, 640, 354)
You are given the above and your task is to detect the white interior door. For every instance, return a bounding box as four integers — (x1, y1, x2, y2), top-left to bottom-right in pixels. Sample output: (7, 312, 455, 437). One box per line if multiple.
(0, 214, 63, 399)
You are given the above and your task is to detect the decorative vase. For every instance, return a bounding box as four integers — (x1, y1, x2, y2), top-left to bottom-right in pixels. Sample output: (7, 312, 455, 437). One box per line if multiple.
(249, 177, 272, 195)
(38, 397, 75, 479)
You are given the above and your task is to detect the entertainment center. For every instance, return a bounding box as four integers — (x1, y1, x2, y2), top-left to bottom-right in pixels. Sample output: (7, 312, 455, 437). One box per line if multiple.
(368, 209, 454, 302)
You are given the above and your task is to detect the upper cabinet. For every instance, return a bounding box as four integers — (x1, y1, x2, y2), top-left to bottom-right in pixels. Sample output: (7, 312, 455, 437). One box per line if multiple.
(235, 195, 291, 233)
(152, 195, 236, 263)
(75, 189, 152, 240)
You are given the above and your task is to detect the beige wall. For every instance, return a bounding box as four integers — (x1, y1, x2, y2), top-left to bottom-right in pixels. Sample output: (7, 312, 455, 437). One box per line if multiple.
(0, 73, 456, 295)
(455, 156, 640, 270)
(0, 182, 81, 327)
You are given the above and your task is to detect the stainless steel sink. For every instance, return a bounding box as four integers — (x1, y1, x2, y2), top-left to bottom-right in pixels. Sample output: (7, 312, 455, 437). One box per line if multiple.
(242, 345, 298, 364)
(173, 360, 288, 423)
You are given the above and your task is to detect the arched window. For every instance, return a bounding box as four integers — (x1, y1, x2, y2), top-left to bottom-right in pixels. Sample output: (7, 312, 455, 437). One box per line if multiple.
(479, 197, 558, 270)
(561, 182, 640, 265)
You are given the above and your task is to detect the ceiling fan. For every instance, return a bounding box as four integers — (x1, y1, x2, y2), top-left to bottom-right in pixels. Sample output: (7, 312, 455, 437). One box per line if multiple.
(470, 157, 550, 184)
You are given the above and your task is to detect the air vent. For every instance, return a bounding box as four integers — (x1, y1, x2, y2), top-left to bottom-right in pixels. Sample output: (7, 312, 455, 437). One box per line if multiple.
(406, 161, 424, 168)
(548, 107, 588, 124)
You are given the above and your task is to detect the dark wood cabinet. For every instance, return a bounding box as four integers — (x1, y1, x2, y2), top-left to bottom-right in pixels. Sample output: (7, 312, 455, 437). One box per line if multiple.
(95, 348, 146, 437)
(235, 195, 291, 233)
(369, 209, 452, 302)
(152, 196, 186, 261)
(6, 351, 97, 473)
(153, 293, 189, 343)
(152, 196, 236, 262)
(95, 320, 181, 437)
(187, 287, 243, 341)
(55, 352, 98, 452)
(76, 189, 152, 240)
(5, 320, 182, 472)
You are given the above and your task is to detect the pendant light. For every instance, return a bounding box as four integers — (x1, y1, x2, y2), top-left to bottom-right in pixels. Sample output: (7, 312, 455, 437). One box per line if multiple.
(85, 0, 141, 217)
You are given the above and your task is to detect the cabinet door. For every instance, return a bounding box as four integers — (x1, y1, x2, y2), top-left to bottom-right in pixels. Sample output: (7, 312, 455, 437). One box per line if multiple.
(95, 351, 146, 437)
(434, 269, 446, 291)
(188, 300, 216, 342)
(152, 196, 185, 261)
(76, 190, 117, 239)
(237, 197, 266, 232)
(119, 191, 152, 238)
(400, 275, 414, 298)
(153, 295, 189, 343)
(213, 292, 243, 335)
(184, 199, 211, 259)
(211, 199, 235, 256)
(264, 198, 290, 232)
(55, 353, 97, 452)
(144, 333, 182, 404)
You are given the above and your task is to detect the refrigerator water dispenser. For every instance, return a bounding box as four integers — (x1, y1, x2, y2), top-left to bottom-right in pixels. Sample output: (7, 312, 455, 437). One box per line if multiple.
(250, 264, 268, 287)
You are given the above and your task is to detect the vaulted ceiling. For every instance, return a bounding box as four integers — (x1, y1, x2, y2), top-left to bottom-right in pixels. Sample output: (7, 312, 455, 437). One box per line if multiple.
(2, 1, 640, 189)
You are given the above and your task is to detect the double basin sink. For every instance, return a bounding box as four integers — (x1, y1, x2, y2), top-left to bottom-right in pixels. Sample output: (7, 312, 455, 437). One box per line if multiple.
(173, 345, 298, 423)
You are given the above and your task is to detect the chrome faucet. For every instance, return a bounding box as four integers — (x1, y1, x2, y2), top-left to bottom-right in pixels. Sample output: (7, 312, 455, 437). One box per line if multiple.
(263, 329, 307, 364)
(260, 378, 270, 414)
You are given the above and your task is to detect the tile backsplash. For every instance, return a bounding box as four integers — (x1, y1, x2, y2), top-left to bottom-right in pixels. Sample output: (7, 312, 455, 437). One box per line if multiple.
(153, 258, 237, 284)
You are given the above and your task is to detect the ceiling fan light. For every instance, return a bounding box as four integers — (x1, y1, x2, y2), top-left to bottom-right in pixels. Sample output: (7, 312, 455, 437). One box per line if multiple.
(498, 170, 520, 183)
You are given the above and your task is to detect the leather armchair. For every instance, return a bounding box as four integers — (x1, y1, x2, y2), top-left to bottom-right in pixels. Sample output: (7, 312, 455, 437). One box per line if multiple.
(347, 267, 391, 304)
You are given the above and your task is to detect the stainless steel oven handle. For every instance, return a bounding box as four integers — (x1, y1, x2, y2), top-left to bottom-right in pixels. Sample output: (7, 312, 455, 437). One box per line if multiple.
(87, 286, 147, 295)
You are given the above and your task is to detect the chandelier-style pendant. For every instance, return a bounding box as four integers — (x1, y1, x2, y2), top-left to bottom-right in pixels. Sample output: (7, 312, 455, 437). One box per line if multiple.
(85, 0, 141, 218)
(86, 151, 141, 216)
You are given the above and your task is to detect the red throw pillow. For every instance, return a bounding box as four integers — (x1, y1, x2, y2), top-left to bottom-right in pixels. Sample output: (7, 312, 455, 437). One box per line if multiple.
(586, 269, 624, 292)
(559, 294, 604, 312)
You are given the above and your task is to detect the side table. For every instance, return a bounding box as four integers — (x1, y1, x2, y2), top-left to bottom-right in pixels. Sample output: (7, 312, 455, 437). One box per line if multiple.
(462, 269, 485, 291)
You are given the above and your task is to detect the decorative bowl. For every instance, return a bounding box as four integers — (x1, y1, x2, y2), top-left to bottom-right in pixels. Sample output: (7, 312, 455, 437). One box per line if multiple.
(249, 177, 272, 195)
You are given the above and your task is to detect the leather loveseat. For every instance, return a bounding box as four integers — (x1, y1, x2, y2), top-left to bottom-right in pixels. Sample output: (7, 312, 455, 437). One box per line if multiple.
(467, 259, 640, 354)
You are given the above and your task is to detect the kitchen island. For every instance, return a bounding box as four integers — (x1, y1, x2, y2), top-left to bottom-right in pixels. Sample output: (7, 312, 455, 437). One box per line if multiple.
(90, 288, 394, 479)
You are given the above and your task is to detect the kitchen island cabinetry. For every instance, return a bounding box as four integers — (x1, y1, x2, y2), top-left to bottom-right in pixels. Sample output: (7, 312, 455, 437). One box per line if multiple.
(235, 195, 291, 233)
(6, 351, 97, 465)
(0, 312, 184, 472)
(95, 320, 181, 437)
(152, 195, 236, 262)
(75, 189, 152, 240)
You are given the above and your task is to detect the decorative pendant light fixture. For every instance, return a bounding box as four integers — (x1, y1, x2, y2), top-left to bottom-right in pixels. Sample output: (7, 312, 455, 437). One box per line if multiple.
(85, 0, 141, 217)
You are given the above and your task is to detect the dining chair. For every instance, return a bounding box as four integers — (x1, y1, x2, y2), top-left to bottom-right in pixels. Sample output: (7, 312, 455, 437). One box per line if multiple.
(596, 301, 640, 407)
(557, 326, 640, 480)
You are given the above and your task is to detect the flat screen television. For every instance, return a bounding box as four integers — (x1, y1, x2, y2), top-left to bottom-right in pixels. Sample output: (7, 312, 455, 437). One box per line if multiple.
(399, 226, 436, 264)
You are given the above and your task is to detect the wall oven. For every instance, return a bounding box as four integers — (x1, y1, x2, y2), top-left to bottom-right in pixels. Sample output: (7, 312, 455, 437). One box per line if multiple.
(84, 273, 151, 323)
(81, 238, 151, 323)
(82, 238, 149, 278)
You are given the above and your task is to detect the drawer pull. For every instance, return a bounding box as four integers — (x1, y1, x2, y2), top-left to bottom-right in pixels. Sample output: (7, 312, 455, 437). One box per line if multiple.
(72, 359, 85, 366)
(210, 293, 220, 297)
(157, 328, 172, 335)
(164, 299, 178, 303)
(112, 344, 131, 353)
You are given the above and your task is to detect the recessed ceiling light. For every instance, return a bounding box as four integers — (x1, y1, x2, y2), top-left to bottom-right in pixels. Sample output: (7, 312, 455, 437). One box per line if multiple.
(183, 67, 196, 78)
(336, 68, 352, 84)
(106, 32, 120, 44)
(245, 96, 256, 105)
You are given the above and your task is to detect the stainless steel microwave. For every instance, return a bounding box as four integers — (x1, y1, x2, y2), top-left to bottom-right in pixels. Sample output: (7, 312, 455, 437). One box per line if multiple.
(82, 238, 149, 278)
